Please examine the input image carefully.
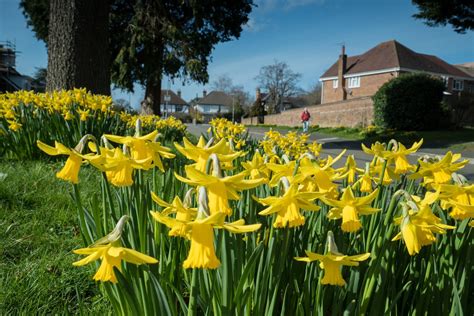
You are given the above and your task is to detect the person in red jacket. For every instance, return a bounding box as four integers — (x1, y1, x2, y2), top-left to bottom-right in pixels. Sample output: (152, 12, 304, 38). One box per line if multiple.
(301, 108, 311, 133)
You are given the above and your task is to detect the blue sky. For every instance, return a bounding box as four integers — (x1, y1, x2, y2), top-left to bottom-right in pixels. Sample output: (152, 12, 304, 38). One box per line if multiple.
(1, 0, 473, 109)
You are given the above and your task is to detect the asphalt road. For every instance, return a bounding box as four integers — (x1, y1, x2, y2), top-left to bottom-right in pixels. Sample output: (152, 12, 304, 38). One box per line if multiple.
(186, 124, 474, 180)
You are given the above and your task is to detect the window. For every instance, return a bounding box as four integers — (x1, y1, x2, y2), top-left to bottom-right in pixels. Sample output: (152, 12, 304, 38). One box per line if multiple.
(175, 105, 183, 112)
(348, 76, 360, 88)
(332, 79, 338, 88)
(453, 80, 464, 91)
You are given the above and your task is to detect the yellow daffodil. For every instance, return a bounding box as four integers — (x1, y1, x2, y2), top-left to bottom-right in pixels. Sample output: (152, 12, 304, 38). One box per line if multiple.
(175, 163, 264, 215)
(174, 136, 242, 172)
(383, 140, 423, 174)
(150, 191, 197, 237)
(256, 177, 322, 228)
(73, 244, 158, 283)
(77, 109, 90, 121)
(322, 187, 380, 232)
(7, 120, 22, 131)
(88, 147, 152, 187)
(73, 216, 157, 283)
(37, 140, 84, 184)
(241, 151, 270, 181)
(104, 131, 175, 171)
(392, 191, 455, 255)
(411, 152, 468, 186)
(295, 231, 370, 286)
(336, 155, 364, 184)
(151, 187, 261, 269)
(361, 141, 387, 158)
(437, 183, 474, 220)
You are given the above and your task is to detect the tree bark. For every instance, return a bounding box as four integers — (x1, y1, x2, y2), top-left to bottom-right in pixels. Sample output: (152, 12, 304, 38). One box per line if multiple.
(142, 31, 163, 116)
(47, 0, 110, 95)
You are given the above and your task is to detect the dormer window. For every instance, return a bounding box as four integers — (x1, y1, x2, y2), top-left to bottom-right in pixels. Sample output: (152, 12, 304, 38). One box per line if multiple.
(348, 76, 360, 88)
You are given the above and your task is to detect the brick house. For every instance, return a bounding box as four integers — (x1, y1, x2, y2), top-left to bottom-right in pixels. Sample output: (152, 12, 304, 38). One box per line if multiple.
(319, 40, 474, 104)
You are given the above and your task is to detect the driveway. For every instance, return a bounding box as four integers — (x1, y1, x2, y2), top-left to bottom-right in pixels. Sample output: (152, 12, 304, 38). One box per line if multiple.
(186, 124, 474, 180)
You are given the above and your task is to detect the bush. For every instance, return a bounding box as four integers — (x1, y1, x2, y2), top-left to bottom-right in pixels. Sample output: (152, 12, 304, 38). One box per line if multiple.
(373, 73, 445, 130)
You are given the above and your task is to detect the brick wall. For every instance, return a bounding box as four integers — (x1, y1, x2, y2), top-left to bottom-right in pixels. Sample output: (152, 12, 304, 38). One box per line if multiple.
(243, 97, 374, 127)
(322, 71, 398, 103)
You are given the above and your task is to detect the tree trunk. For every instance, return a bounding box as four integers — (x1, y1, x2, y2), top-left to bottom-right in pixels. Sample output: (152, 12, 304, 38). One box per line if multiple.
(143, 78, 162, 115)
(142, 32, 163, 116)
(47, 0, 110, 95)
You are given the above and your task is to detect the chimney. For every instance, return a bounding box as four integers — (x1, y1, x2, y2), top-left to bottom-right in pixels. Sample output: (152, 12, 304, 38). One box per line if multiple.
(203, 90, 207, 97)
(256, 88, 261, 101)
(177, 89, 182, 98)
(338, 45, 347, 100)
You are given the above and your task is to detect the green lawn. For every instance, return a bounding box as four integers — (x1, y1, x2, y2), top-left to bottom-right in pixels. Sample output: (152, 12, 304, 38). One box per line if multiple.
(0, 160, 110, 314)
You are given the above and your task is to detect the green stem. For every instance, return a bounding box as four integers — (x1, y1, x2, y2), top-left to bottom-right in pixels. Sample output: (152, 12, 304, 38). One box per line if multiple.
(188, 269, 198, 316)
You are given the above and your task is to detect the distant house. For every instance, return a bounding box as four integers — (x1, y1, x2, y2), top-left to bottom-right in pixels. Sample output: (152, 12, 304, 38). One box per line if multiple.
(160, 89, 189, 114)
(319, 40, 474, 104)
(254, 88, 306, 113)
(195, 90, 233, 122)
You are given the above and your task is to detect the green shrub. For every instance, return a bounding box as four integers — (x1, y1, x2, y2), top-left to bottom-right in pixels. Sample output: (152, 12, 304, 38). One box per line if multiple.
(373, 73, 445, 130)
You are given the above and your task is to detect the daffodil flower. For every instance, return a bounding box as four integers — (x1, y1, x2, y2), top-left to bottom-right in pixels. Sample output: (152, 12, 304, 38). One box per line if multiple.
(72, 216, 158, 283)
(174, 136, 242, 172)
(175, 164, 264, 215)
(104, 131, 175, 171)
(392, 191, 455, 255)
(410, 152, 468, 185)
(150, 190, 197, 237)
(88, 147, 152, 187)
(382, 140, 423, 174)
(322, 187, 380, 232)
(336, 155, 364, 184)
(151, 187, 261, 269)
(241, 151, 270, 181)
(37, 140, 84, 184)
(437, 183, 474, 220)
(256, 177, 322, 228)
(295, 231, 370, 286)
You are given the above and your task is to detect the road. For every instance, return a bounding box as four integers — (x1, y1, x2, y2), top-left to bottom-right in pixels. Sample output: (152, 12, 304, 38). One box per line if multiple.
(186, 124, 474, 180)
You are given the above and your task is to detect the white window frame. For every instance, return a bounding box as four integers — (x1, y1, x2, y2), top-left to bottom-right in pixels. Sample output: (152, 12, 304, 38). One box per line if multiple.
(348, 76, 360, 88)
(453, 80, 464, 91)
(332, 79, 338, 88)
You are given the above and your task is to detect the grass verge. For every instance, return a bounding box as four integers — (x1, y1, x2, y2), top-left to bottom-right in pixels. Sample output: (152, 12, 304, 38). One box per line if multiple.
(0, 159, 111, 314)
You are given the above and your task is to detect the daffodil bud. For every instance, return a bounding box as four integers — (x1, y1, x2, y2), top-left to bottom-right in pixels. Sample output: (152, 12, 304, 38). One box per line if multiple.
(197, 186, 210, 218)
(135, 118, 142, 137)
(183, 188, 194, 208)
(74, 134, 96, 153)
(326, 231, 342, 255)
(388, 139, 398, 151)
(452, 172, 467, 185)
(279, 177, 290, 192)
(207, 153, 222, 178)
(205, 137, 214, 149)
(100, 135, 114, 149)
(89, 215, 130, 247)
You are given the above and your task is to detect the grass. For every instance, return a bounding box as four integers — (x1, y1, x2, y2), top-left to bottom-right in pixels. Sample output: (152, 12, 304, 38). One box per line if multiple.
(0, 159, 111, 314)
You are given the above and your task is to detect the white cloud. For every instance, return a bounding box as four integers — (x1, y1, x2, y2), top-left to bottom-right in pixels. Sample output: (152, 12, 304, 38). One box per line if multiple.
(255, 0, 326, 11)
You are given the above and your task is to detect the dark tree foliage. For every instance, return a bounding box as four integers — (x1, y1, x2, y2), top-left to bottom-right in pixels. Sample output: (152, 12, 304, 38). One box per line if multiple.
(20, 0, 253, 114)
(19, 0, 49, 42)
(373, 73, 445, 130)
(412, 0, 474, 33)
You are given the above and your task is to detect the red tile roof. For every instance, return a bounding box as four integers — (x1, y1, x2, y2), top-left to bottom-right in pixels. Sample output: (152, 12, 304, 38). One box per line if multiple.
(320, 40, 473, 79)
